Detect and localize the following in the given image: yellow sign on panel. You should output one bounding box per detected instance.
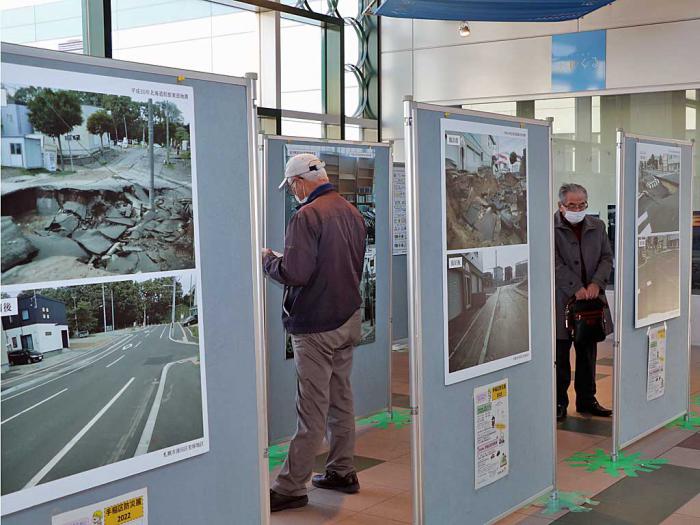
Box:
[104,497,144,525]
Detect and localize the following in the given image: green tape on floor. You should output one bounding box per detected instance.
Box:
[268,443,290,471]
[534,491,598,514]
[565,448,668,477]
[667,411,700,431]
[357,408,412,430]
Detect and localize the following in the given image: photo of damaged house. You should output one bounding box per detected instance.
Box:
[637,143,680,236]
[446,244,530,379]
[444,131,527,250]
[1,83,195,286]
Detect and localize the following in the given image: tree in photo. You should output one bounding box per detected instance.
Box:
[26,88,83,170]
[86,109,112,153]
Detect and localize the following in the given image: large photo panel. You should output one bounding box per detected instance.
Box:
[441,118,531,385]
[1,62,208,515]
[634,141,681,328]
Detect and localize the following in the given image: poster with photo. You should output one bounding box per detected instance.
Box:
[1,63,208,515]
[635,141,681,328]
[52,488,148,525]
[442,119,528,251]
[444,245,531,384]
[474,379,509,490]
[283,144,377,349]
[392,165,407,255]
[646,324,667,401]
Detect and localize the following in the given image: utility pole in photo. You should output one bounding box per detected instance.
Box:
[171,276,177,326]
[148,98,155,211]
[165,105,170,165]
[101,283,107,333]
[72,294,79,336]
[111,287,116,331]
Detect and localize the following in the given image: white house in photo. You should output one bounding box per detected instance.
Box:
[1,295,70,354]
[445,132,496,172]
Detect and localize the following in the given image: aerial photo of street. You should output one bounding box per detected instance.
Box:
[1,272,204,496]
[444,130,527,250]
[637,143,681,236]
[637,233,681,325]
[1,81,196,285]
[447,245,530,376]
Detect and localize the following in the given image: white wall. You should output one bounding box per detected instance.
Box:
[4,323,68,353]
[381,0,700,160]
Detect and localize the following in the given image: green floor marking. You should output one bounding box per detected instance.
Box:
[667,411,700,431]
[534,491,599,514]
[565,448,668,477]
[357,408,412,430]
[268,443,290,471]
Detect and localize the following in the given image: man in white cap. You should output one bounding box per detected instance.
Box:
[263,153,367,512]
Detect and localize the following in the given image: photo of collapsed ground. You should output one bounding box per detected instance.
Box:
[637,233,681,326]
[1,272,204,496]
[447,245,529,376]
[444,131,527,250]
[637,144,681,236]
[1,83,195,285]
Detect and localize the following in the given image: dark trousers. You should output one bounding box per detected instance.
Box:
[556,337,597,410]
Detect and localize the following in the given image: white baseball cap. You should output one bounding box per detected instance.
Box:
[278,153,326,189]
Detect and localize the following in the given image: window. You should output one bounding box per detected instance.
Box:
[12,337,18,348]
[1,0,84,53]
[21,309,29,320]
[10,143,23,155]
[111,0,259,78]
[45,331,52,336]
[280,16,323,113]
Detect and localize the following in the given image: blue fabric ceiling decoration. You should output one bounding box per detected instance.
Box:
[374,0,616,22]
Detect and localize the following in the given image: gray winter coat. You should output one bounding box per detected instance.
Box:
[554,212,614,340]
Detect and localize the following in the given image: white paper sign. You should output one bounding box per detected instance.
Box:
[52,488,147,525]
[392,165,407,255]
[474,379,509,489]
[1,297,18,316]
[646,324,667,401]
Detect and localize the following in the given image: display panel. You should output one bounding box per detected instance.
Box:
[441,118,531,385]
[635,141,681,327]
[283,143,376,350]
[1,63,208,514]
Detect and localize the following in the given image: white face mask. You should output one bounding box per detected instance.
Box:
[564,210,586,224]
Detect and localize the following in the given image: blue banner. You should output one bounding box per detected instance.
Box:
[551,30,606,93]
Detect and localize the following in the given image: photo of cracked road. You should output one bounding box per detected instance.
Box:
[636,233,681,327]
[1,71,196,286]
[445,245,530,383]
[636,142,681,237]
[444,127,527,251]
[1,271,206,503]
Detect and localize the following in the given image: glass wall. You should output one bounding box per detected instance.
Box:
[463,90,700,293]
[111,0,259,77]
[280,16,322,113]
[1,0,84,53]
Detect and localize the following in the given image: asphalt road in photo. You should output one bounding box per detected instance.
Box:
[449,282,529,373]
[637,171,680,235]
[1,323,203,496]
[638,248,680,321]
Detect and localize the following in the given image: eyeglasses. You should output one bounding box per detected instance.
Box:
[562,202,588,211]
[284,177,300,197]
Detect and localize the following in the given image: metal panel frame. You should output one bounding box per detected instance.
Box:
[403,98,557,524]
[612,129,694,457]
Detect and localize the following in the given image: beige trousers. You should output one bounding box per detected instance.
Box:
[272,309,361,497]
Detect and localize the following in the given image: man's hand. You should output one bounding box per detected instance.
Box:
[261,248,273,261]
[575,287,588,301]
[586,282,600,300]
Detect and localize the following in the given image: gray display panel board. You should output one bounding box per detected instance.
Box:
[264,137,392,443]
[615,133,693,449]
[1,44,266,524]
[405,102,555,524]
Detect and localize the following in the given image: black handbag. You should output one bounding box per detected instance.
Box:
[565,297,607,345]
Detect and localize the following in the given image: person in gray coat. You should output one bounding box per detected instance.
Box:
[555,183,613,421]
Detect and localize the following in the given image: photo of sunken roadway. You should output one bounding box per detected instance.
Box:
[637,149,680,236]
[1,322,202,496]
[637,233,680,324]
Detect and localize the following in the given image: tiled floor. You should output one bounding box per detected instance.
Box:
[271,346,700,524]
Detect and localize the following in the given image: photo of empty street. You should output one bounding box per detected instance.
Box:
[636,233,681,327]
[636,142,681,236]
[1,271,206,499]
[444,123,528,251]
[446,244,530,382]
[1,64,196,286]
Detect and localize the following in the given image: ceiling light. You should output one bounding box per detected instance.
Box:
[459,21,471,37]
